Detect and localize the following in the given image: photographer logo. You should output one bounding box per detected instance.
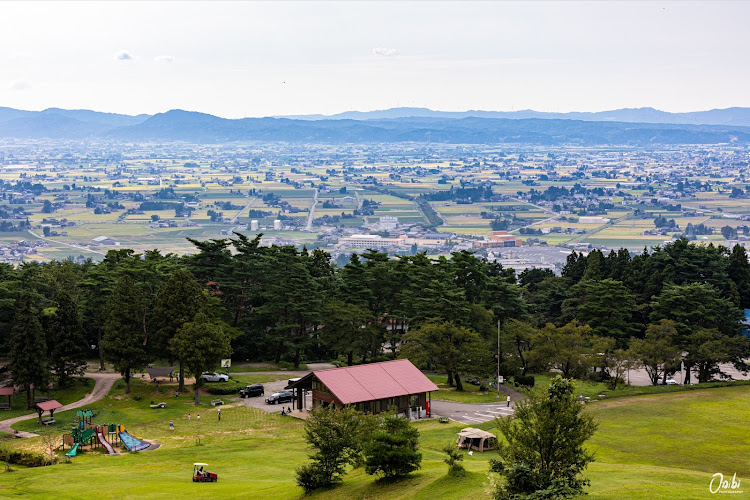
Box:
[710,473,742,494]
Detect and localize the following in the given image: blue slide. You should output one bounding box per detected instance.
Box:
[119,429,150,451]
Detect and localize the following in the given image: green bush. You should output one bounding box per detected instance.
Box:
[4,450,54,467]
[364,416,421,479]
[295,462,331,493]
[442,444,465,477]
[205,381,244,395]
[514,375,535,388]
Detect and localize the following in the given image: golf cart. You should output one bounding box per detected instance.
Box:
[193,463,218,482]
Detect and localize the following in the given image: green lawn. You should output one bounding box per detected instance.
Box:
[1,382,748,499]
[427,374,507,403]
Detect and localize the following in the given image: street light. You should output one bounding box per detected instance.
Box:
[497,319,501,400]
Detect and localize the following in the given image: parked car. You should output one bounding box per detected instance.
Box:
[201,372,229,383]
[658,377,678,385]
[240,384,264,398]
[265,392,294,405]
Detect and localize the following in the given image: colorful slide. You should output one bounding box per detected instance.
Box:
[65,443,79,457]
[118,429,150,452]
[96,429,116,455]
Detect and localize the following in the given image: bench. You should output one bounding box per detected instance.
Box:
[0,403,10,411]
[150,402,167,409]
[210,399,224,407]
[42,417,55,425]
[438,417,450,424]
[34,397,49,404]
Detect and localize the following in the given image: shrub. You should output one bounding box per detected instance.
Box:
[132,395,143,401]
[3,450,54,467]
[514,375,535,388]
[205,381,245,395]
[442,444,465,477]
[295,462,330,493]
[364,416,421,479]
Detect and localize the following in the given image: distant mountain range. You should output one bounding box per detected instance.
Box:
[280,106,750,127]
[2,106,750,145]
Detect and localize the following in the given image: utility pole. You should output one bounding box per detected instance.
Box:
[497,319,501,399]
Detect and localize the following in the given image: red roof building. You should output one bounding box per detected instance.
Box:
[288,359,438,418]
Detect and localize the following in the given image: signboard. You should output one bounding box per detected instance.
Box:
[498,375,504,384]
[221,359,231,368]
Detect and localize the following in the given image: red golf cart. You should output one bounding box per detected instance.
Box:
[193,462,218,482]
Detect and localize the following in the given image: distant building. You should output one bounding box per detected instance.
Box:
[273,220,282,230]
[379,216,399,230]
[91,236,118,246]
[338,234,402,248]
[578,216,610,224]
[250,220,259,231]
[474,231,522,248]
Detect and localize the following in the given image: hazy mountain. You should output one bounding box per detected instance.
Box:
[3,106,750,145]
[102,110,750,145]
[281,106,750,127]
[0,107,150,135]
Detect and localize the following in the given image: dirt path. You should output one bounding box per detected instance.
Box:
[0,372,121,438]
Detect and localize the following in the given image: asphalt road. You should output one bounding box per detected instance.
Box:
[431,399,515,425]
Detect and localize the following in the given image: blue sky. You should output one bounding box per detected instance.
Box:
[1,1,749,118]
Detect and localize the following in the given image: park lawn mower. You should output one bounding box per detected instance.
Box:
[193,463,218,482]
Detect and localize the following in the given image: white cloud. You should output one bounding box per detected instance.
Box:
[9,80,31,91]
[154,55,175,63]
[372,47,399,57]
[114,50,134,61]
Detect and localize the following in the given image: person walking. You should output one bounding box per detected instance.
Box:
[217,408,221,422]
[506,395,511,407]
[169,420,174,431]
[197,414,200,422]
[188,413,191,421]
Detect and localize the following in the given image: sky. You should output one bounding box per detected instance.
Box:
[1,1,749,119]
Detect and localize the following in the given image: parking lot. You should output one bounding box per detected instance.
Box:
[430,400,515,425]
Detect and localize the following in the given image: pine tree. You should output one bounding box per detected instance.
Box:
[101,275,151,394]
[151,269,207,391]
[47,290,88,387]
[9,294,49,408]
[170,312,232,405]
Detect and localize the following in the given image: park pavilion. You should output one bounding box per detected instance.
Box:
[287,359,438,418]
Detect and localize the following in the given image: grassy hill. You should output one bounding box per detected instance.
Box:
[0,381,747,499]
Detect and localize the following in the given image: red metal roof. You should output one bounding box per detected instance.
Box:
[0,387,13,396]
[313,359,439,404]
[35,400,63,411]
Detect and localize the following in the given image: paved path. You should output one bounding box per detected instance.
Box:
[305,188,319,230]
[0,372,121,438]
[431,399,515,425]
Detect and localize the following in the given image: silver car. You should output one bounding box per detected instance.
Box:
[201,372,229,383]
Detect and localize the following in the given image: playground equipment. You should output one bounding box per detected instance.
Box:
[61,412,151,457]
[95,426,116,454]
[117,424,151,451]
[192,463,218,483]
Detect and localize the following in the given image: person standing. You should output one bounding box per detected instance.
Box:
[197,414,200,422]
[506,395,511,407]
[169,420,174,431]
[188,413,191,421]
[217,408,221,422]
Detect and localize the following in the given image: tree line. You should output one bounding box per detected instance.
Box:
[2,236,749,407]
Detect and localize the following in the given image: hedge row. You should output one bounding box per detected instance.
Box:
[2,450,54,467]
